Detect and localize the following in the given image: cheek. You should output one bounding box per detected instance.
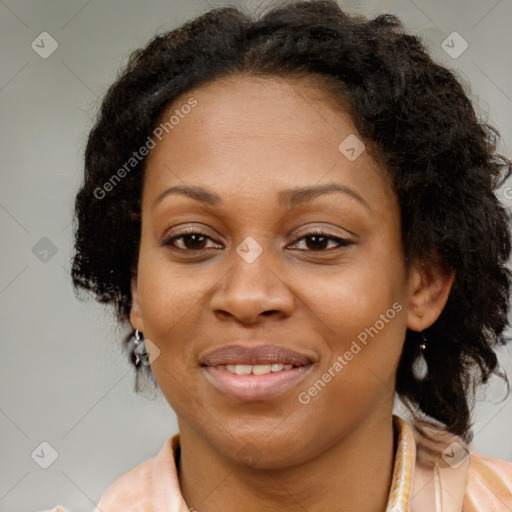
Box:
[297,249,407,402]
[137,260,206,414]
[138,270,205,359]
[137,235,209,326]
[308,285,405,382]
[302,250,405,343]
[293,287,405,449]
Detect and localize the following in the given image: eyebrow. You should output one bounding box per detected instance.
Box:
[152,183,371,211]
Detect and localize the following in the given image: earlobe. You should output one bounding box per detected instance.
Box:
[406,263,455,332]
[129,275,144,331]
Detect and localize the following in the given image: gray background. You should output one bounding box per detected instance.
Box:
[1,0,511,511]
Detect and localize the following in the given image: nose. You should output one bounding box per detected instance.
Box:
[209,241,295,325]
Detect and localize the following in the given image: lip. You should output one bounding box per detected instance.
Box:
[202,365,314,401]
[199,343,318,401]
[199,343,317,367]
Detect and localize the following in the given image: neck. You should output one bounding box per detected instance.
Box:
[177,411,397,512]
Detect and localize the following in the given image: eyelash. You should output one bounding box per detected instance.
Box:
[161,228,353,253]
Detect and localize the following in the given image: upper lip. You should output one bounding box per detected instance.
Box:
[199,343,317,367]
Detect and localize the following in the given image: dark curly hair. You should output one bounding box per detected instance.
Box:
[71,0,512,441]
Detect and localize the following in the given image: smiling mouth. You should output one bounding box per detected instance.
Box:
[199,343,317,400]
[201,363,314,401]
[213,363,299,375]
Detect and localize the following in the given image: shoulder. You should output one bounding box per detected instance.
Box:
[463,452,512,511]
[93,455,155,511]
[404,415,512,511]
[37,435,178,512]
[36,456,154,512]
[464,452,512,510]
[94,434,178,512]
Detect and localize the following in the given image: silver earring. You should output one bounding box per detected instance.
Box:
[412,332,428,381]
[133,329,147,367]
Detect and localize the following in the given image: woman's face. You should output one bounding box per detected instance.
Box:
[130,75,445,467]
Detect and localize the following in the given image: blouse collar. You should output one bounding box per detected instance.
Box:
[386,415,417,511]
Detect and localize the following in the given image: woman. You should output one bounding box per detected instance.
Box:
[54,0,512,510]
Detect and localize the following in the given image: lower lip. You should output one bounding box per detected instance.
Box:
[202,365,313,401]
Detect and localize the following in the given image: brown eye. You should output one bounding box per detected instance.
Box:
[162,231,222,251]
[178,233,208,250]
[161,229,353,254]
[289,231,353,251]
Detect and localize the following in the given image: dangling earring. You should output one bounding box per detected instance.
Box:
[133,329,147,367]
[412,331,428,381]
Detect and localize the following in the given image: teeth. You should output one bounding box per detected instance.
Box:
[252,364,272,375]
[235,364,252,375]
[220,363,296,375]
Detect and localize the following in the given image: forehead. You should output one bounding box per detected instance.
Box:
[158,74,353,151]
[142,74,394,213]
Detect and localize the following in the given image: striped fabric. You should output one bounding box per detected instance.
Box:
[386,416,416,511]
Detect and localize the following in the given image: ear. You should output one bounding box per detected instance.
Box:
[130,274,144,332]
[406,261,455,332]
